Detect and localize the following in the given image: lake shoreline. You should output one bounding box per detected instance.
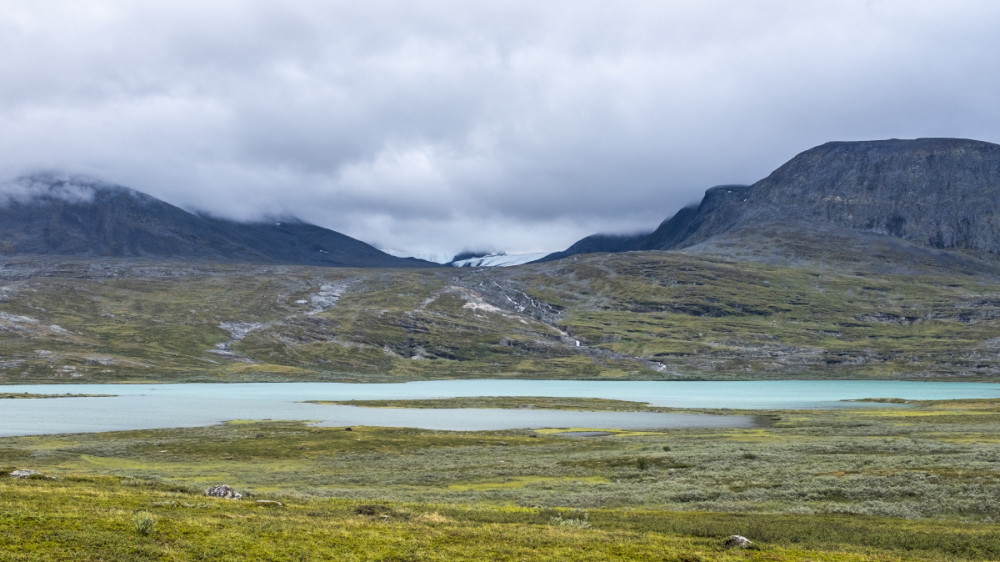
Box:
[1,379,998,437]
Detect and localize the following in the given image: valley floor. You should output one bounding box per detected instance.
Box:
[3,398,1000,560]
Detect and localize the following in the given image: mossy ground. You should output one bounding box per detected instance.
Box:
[3,399,1000,559]
[9,477,975,561]
[4,253,1000,382]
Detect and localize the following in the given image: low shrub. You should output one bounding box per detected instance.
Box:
[133,511,157,536]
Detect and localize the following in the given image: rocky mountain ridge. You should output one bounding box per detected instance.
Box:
[0,175,434,268]
[542,138,1000,263]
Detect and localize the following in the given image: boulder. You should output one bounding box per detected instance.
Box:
[724,535,753,549]
[9,469,41,479]
[205,484,242,500]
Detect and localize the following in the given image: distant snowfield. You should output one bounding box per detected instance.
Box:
[449,252,548,267]
[380,249,548,267]
[380,249,455,264]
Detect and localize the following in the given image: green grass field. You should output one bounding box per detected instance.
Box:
[4,398,1000,560]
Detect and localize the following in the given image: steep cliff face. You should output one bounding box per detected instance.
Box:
[543,138,1000,262]
[638,186,749,251]
[702,138,1000,252]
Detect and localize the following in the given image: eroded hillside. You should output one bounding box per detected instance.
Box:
[3,252,1000,383]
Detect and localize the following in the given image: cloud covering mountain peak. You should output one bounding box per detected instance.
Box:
[0,174,101,206]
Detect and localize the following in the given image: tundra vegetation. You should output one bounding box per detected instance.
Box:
[5,251,1000,558]
[3,251,1000,383]
[3,397,1000,560]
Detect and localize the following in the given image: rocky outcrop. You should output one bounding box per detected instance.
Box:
[542,138,1000,261]
[724,535,753,549]
[205,484,242,499]
[9,469,41,478]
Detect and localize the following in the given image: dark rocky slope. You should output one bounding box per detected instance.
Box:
[541,138,1000,262]
[539,231,649,263]
[0,175,434,268]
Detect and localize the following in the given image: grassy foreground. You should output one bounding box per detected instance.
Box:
[2,477,995,561]
[4,398,1000,559]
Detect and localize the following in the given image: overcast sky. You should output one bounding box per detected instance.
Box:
[3,1,1000,260]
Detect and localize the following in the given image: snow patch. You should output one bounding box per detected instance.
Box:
[380,248,550,267]
[380,248,454,264]
[450,252,549,268]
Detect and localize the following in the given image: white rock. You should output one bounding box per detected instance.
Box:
[205,484,243,500]
[724,535,753,548]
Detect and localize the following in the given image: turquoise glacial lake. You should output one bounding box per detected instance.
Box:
[2,379,999,437]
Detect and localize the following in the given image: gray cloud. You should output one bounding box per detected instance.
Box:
[3,1,1000,258]
[0,175,96,206]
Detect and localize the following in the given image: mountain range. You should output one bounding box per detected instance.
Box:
[4,138,1000,272]
[0,175,433,268]
[542,138,1000,265]
[6,139,1000,383]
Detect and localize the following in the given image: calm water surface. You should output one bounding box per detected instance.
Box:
[2,379,998,437]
